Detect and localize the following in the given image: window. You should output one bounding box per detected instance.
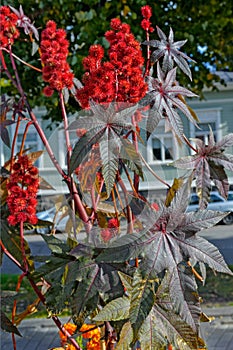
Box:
[151,135,173,162]
[16,132,38,152]
[147,120,178,164]
[58,118,79,169]
[193,121,217,145]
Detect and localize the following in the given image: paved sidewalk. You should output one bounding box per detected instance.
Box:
[1,307,233,350]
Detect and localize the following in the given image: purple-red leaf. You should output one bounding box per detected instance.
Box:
[172,132,233,206]
[143,26,196,79]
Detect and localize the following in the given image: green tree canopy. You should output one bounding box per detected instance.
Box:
[2,0,233,122]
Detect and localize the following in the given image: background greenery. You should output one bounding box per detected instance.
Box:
[2,0,233,122]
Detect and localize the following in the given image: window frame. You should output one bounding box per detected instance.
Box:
[189,108,222,154]
[147,120,178,164]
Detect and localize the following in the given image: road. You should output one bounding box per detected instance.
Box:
[1,224,233,275]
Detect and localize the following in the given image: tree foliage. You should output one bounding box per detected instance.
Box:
[1,0,233,122]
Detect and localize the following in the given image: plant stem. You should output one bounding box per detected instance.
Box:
[19,121,33,156]
[140,154,171,188]
[144,29,151,77]
[0,49,18,89]
[20,221,28,273]
[59,91,72,173]
[0,241,23,271]
[10,115,21,168]
[131,114,140,192]
[2,47,42,72]
[9,47,24,96]
[183,133,198,153]
[116,172,134,234]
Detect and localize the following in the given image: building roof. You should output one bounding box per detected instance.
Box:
[215,71,233,83]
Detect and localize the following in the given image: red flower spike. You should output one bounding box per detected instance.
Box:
[7,155,39,226]
[140,5,154,32]
[141,5,153,19]
[0,6,20,48]
[76,18,147,107]
[40,20,74,95]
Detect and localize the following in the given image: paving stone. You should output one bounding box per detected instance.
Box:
[1,310,233,349]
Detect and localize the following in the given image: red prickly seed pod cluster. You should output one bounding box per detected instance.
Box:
[7,155,39,226]
[0,6,20,48]
[141,5,154,32]
[101,217,119,243]
[40,20,74,97]
[76,18,147,108]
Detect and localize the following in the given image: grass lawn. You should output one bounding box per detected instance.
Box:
[198,265,233,307]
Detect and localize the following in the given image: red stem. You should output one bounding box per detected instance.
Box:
[10,115,21,169]
[116,172,134,234]
[59,92,72,173]
[183,134,198,153]
[2,47,42,72]
[19,221,28,273]
[144,30,151,77]
[0,49,18,89]
[9,47,24,96]
[131,114,140,192]
[0,240,24,271]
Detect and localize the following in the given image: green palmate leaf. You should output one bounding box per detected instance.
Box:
[138,311,167,349]
[71,263,100,315]
[93,296,130,321]
[69,260,129,316]
[120,138,144,179]
[136,273,206,350]
[115,321,133,350]
[153,305,204,350]
[32,254,71,281]
[0,311,22,336]
[41,233,71,254]
[129,269,155,338]
[0,220,34,271]
[99,130,119,196]
[118,271,133,295]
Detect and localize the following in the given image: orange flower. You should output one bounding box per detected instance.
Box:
[80,324,101,350]
[65,345,77,350]
[59,322,77,345]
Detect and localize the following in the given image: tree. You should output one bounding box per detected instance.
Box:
[1,0,233,122]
